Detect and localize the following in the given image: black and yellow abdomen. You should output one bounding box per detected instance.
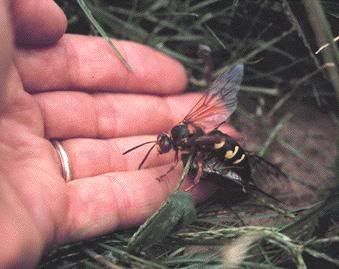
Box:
[208,130,251,179]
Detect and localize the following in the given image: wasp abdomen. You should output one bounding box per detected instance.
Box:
[224,144,246,165]
[208,130,247,166]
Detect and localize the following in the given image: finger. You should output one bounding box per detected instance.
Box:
[15,34,187,94]
[0,2,13,103]
[61,165,217,242]
[11,0,67,46]
[35,92,205,139]
[61,136,175,179]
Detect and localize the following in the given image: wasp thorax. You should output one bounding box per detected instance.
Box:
[157,133,172,154]
[171,124,190,143]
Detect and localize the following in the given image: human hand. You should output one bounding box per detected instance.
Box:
[0,1,239,268]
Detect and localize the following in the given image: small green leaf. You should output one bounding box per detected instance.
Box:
[127,192,196,253]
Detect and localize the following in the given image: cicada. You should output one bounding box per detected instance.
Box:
[124,65,286,202]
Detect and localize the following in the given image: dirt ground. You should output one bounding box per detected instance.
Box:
[234,100,337,208]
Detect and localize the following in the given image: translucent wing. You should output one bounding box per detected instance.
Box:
[183,64,244,131]
[247,153,292,195]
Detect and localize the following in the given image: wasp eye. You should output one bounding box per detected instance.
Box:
[157,134,172,154]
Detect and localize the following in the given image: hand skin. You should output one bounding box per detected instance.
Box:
[0,1,237,268]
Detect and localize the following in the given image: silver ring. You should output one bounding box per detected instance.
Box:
[51,140,72,182]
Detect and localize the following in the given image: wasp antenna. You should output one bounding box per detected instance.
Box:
[138,143,157,170]
[123,141,157,155]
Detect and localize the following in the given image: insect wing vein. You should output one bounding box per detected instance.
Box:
[183,64,244,131]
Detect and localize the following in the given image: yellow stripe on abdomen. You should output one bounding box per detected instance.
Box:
[225,146,239,159]
[233,154,245,164]
[214,140,225,149]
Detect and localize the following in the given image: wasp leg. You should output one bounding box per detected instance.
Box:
[175,150,179,162]
[184,160,203,192]
[156,162,179,182]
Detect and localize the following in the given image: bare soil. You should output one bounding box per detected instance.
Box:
[235,100,337,208]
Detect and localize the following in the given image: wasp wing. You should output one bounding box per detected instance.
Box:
[184,64,244,131]
[247,153,292,195]
[247,153,287,179]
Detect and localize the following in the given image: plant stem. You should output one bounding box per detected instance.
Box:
[302,0,339,103]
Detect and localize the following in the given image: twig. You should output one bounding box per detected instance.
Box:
[258,113,292,157]
[267,63,335,118]
[281,0,322,71]
[175,154,194,191]
[240,85,279,96]
[77,0,133,72]
[305,236,339,246]
[98,243,167,269]
[83,248,123,269]
[216,27,295,75]
[302,0,339,103]
[304,248,339,267]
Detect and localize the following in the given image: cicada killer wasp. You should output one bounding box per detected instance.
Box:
[123,64,286,202]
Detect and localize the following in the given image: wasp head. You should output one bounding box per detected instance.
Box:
[123,133,173,169]
[157,133,173,154]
